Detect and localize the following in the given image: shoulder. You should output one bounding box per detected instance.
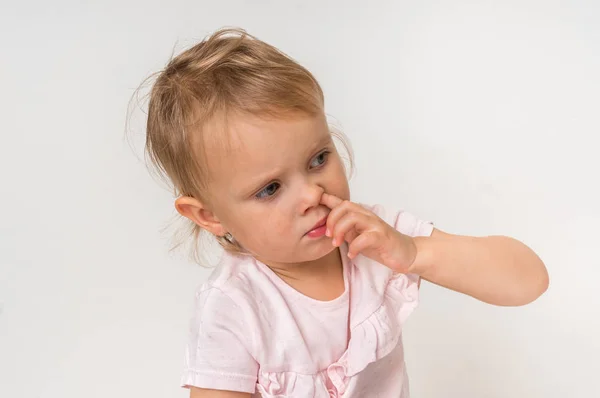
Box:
[360,203,434,237]
[195,252,269,313]
[192,252,288,332]
[182,256,261,392]
[185,254,265,363]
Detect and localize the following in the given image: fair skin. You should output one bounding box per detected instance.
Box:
[178,111,350,299]
[178,111,549,397]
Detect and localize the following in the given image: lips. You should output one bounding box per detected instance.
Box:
[310,216,328,232]
[306,215,329,238]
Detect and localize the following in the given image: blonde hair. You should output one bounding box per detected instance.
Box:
[134,27,353,262]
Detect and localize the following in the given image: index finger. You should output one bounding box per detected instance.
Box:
[320,192,344,209]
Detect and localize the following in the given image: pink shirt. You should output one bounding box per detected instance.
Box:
[181,204,434,397]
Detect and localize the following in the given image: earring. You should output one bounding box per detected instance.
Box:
[224,232,234,243]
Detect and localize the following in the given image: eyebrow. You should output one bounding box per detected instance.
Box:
[238,134,332,197]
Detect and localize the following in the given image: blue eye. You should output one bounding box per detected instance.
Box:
[256,182,280,199]
[310,151,330,168]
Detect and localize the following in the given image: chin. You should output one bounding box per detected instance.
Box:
[258,237,337,264]
[305,240,337,261]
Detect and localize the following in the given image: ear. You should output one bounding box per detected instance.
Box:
[174,196,226,237]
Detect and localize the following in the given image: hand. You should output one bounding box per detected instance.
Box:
[320,193,418,273]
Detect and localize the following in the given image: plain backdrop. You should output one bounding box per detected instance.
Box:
[1,1,599,397]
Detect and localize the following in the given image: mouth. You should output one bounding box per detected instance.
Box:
[306,216,329,238]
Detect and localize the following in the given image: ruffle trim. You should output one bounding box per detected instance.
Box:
[255,273,419,397]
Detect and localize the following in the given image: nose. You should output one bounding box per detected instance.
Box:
[297,179,325,215]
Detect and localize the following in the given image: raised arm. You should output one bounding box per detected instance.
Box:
[412,228,549,306]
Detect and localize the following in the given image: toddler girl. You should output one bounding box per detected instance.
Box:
[141,28,548,398]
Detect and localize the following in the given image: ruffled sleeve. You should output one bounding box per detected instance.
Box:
[181,287,258,394]
[326,204,433,389]
[366,203,434,238]
[335,269,420,379]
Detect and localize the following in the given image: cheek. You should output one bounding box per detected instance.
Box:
[265,212,291,236]
[328,159,351,200]
[237,209,291,245]
[241,218,296,259]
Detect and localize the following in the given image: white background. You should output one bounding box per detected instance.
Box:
[1,1,599,397]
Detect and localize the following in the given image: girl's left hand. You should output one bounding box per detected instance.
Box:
[321,193,418,273]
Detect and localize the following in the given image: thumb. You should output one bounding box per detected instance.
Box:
[320,192,344,209]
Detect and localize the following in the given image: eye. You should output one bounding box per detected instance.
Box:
[256,182,280,199]
[310,151,330,168]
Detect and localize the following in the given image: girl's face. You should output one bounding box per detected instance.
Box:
[204,112,350,266]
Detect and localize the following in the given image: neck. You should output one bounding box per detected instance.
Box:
[262,247,343,282]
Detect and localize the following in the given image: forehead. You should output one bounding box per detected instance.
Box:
[203,112,330,184]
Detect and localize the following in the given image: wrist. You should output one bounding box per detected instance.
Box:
[407,236,435,276]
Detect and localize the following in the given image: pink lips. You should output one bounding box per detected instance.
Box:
[306,216,328,238]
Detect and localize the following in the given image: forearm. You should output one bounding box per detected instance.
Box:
[410,231,549,306]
